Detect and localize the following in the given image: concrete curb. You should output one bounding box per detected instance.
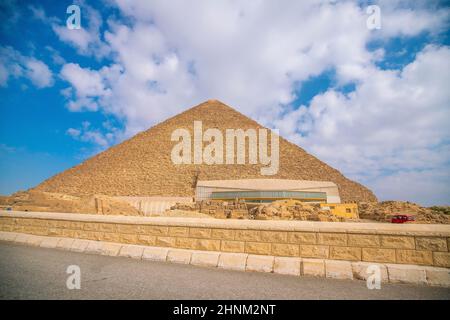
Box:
[1,231,449,287]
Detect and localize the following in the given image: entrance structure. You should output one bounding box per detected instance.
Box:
[196,179,340,203]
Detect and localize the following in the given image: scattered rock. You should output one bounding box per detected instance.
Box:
[358,201,450,224]
[0,190,144,216]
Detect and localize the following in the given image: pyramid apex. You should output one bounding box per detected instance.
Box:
[192,99,234,111]
[203,99,226,105]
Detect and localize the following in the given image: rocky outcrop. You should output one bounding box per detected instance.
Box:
[358,201,450,224]
[248,200,344,222]
[171,200,249,219]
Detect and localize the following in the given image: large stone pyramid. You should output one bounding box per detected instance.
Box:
[33,100,377,202]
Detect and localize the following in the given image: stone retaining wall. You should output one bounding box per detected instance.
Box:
[1,211,449,268]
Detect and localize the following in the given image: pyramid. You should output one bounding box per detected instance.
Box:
[32,100,377,203]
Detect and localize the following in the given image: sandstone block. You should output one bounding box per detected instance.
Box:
[168,227,189,237]
[189,228,212,238]
[176,237,196,250]
[362,248,396,263]
[142,247,169,262]
[0,232,19,242]
[300,245,329,259]
[32,219,47,227]
[218,253,248,271]
[98,223,116,233]
[260,231,287,243]
[26,235,45,246]
[84,241,103,254]
[61,229,76,238]
[245,242,271,255]
[70,239,91,252]
[387,264,427,285]
[287,232,316,244]
[117,224,138,234]
[83,223,100,231]
[246,255,274,273]
[142,225,169,236]
[0,224,13,232]
[433,252,450,268]
[40,237,61,249]
[302,258,325,277]
[190,251,220,267]
[351,262,388,282]
[102,232,121,243]
[317,233,347,246]
[325,260,353,280]
[56,220,70,228]
[348,234,380,247]
[156,236,176,247]
[118,245,144,259]
[415,237,447,252]
[330,246,361,261]
[167,249,192,264]
[195,239,221,251]
[271,243,299,257]
[424,267,450,287]
[100,242,122,256]
[119,234,138,244]
[0,218,14,225]
[48,228,61,236]
[273,257,301,276]
[396,250,433,265]
[221,240,245,252]
[235,230,260,241]
[211,228,234,240]
[381,236,415,249]
[14,233,30,244]
[137,235,156,246]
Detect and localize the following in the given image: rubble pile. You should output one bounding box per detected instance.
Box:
[171,199,344,222]
[248,200,344,222]
[171,200,249,219]
[358,201,450,224]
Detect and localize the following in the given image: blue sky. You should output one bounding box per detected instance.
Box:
[0,0,449,206]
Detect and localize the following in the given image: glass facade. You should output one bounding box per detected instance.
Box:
[209,190,327,202]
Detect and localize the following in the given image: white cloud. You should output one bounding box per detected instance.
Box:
[0,46,54,88]
[66,122,116,149]
[66,128,81,138]
[279,45,450,206]
[57,0,450,204]
[24,58,54,88]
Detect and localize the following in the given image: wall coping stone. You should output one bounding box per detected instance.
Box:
[2,211,450,237]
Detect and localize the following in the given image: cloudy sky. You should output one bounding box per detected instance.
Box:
[0,0,449,205]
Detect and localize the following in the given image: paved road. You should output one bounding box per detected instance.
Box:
[0,242,448,300]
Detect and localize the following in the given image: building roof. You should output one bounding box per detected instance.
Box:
[196,179,338,191]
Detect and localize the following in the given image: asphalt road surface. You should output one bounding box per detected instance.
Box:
[0,242,449,300]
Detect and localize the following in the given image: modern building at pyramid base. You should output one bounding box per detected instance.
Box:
[32,100,377,213]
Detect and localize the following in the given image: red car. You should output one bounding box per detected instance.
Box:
[391,214,415,223]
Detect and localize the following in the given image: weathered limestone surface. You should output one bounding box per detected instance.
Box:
[30,100,376,203]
